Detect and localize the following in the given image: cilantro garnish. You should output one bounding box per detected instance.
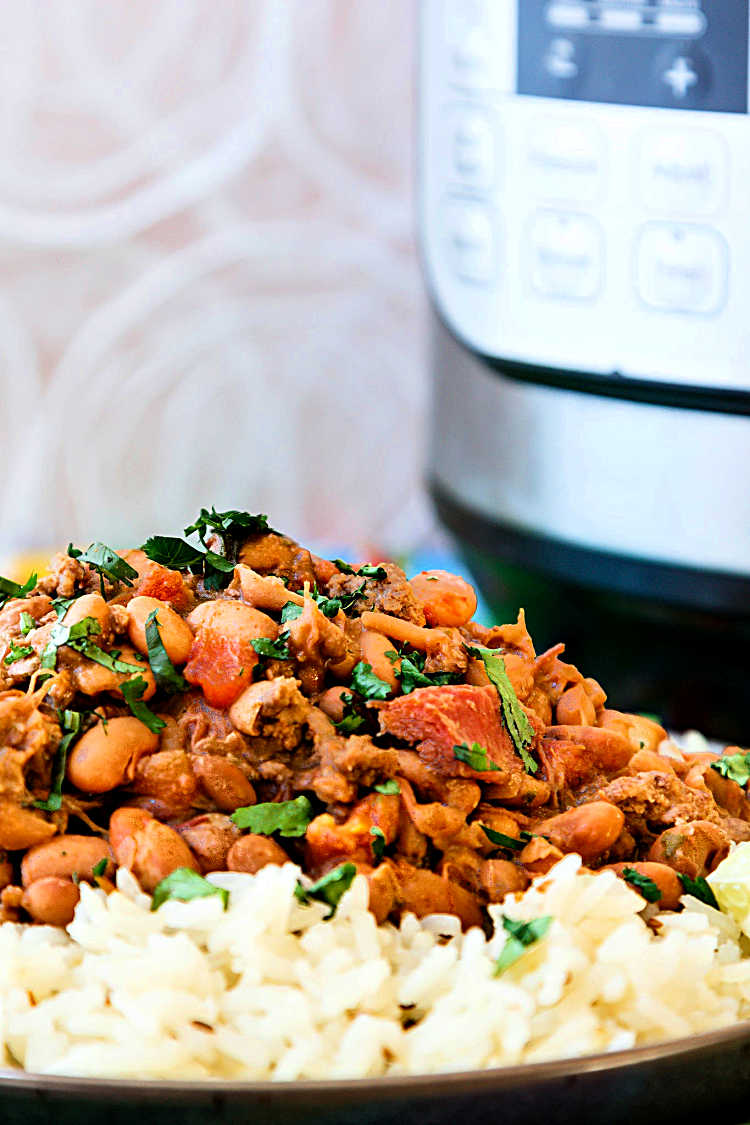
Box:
[4,641,34,666]
[34,709,82,812]
[92,857,108,879]
[251,635,290,662]
[350,661,392,701]
[145,610,188,694]
[294,862,357,918]
[388,648,460,695]
[331,559,387,581]
[281,584,366,623]
[622,867,662,903]
[481,825,532,852]
[334,691,368,735]
[678,872,719,909]
[374,779,401,795]
[52,596,76,620]
[453,741,502,773]
[120,675,165,734]
[0,572,36,610]
[141,535,204,570]
[370,826,386,860]
[19,611,35,635]
[231,795,312,837]
[184,508,269,551]
[151,867,228,912]
[465,645,537,774]
[280,602,303,624]
[711,751,750,789]
[67,542,137,596]
[494,915,552,975]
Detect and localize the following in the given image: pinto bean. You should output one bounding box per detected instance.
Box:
[409,569,477,628]
[22,876,80,926]
[533,802,625,863]
[392,860,483,930]
[21,835,113,887]
[316,685,350,722]
[226,834,289,874]
[0,802,57,850]
[126,596,193,665]
[556,683,596,727]
[68,645,157,700]
[176,814,240,872]
[62,593,113,641]
[479,859,530,902]
[648,820,730,879]
[190,754,256,812]
[131,749,197,818]
[109,807,200,892]
[605,862,683,911]
[599,709,667,753]
[67,716,159,793]
[360,630,399,692]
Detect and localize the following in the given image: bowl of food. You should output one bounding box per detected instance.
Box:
[3,508,750,1123]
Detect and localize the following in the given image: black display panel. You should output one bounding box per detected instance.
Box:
[517,1,749,113]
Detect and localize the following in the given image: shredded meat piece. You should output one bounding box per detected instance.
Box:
[283,599,346,693]
[596,770,719,842]
[176,692,250,760]
[326,562,426,626]
[292,707,399,804]
[228,677,308,760]
[0,689,60,806]
[238,532,316,590]
[37,552,88,598]
[423,628,469,677]
[541,725,634,794]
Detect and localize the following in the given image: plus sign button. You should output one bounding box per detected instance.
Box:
[655,45,712,108]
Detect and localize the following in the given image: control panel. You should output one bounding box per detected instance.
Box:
[420,0,750,395]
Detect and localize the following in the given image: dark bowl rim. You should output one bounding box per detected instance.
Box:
[3,1018,750,1101]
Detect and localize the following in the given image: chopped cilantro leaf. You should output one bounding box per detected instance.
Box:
[334,691,368,734]
[68,542,137,596]
[331,559,386,581]
[280,601,304,624]
[251,635,290,661]
[142,535,205,570]
[370,826,386,860]
[34,710,82,812]
[19,611,35,635]
[331,558,356,574]
[52,596,76,620]
[396,651,460,695]
[678,872,719,909]
[374,779,401,795]
[494,914,552,975]
[622,867,662,903]
[120,675,166,733]
[92,857,108,879]
[231,795,312,837]
[151,868,228,912]
[294,862,357,918]
[184,508,269,549]
[145,610,188,694]
[350,661,391,701]
[481,825,532,852]
[0,572,36,609]
[465,645,537,774]
[453,741,502,773]
[4,641,34,665]
[711,751,750,789]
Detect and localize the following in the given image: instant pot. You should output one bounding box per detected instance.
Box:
[419,0,750,738]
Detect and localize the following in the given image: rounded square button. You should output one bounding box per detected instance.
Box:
[635,223,728,314]
[527,118,605,203]
[637,128,728,216]
[442,197,498,284]
[445,105,498,190]
[527,210,603,301]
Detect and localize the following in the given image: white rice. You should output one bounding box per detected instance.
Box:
[2,853,750,1080]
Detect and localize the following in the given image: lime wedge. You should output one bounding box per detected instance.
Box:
[707,843,750,931]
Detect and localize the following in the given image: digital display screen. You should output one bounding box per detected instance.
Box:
[517,1,749,112]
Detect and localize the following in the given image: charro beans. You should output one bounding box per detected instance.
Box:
[533,802,625,863]
[109,807,200,892]
[21,876,80,926]
[226,834,289,874]
[70,645,157,700]
[21,835,113,886]
[190,754,256,812]
[126,596,193,664]
[176,813,240,872]
[62,593,113,639]
[67,717,159,793]
[316,685,350,722]
[606,861,683,911]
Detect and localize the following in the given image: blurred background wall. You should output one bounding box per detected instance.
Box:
[0,0,430,556]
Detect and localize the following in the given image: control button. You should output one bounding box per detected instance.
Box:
[655,45,712,107]
[444,0,494,89]
[527,118,604,203]
[447,106,497,190]
[442,198,498,284]
[544,37,578,81]
[527,211,603,301]
[638,129,727,216]
[636,224,728,314]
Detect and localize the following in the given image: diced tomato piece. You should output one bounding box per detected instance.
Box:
[183,630,257,709]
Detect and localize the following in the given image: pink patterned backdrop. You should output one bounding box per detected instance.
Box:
[0,1,430,556]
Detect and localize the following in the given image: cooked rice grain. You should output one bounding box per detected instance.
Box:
[1,854,749,1080]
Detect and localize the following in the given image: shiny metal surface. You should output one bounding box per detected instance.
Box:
[3,1020,750,1124]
